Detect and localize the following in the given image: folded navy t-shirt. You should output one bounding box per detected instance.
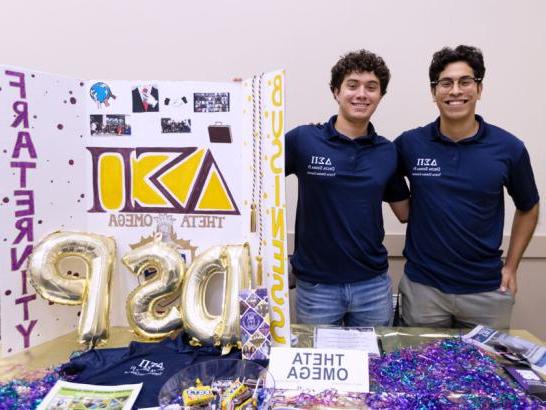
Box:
[61,333,243,409]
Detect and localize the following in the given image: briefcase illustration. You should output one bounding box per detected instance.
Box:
[208,122,232,143]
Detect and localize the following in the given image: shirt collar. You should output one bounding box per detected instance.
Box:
[139,85,153,98]
[326,115,377,144]
[430,115,486,144]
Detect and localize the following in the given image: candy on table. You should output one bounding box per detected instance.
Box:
[182,378,216,407]
[233,396,257,410]
[221,379,251,410]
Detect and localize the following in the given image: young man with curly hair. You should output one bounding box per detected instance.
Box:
[395,45,540,329]
[285,49,410,326]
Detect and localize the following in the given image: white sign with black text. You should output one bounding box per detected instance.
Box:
[269,347,369,392]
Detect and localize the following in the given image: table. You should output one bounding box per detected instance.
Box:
[1,326,543,383]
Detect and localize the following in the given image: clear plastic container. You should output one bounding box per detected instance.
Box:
[158,358,275,409]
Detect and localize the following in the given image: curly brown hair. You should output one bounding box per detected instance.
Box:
[330,49,391,96]
[429,45,485,88]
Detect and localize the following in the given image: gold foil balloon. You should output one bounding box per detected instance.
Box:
[181,244,251,349]
[122,237,185,340]
[27,231,115,348]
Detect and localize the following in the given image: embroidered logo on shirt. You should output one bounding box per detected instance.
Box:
[416,158,437,166]
[124,359,165,377]
[307,155,336,177]
[412,158,441,177]
[310,155,332,165]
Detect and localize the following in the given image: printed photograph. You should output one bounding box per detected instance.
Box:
[194,92,230,112]
[161,117,192,133]
[164,96,188,107]
[90,114,132,136]
[132,84,159,112]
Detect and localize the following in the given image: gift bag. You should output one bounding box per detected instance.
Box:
[208,122,232,143]
[239,257,271,361]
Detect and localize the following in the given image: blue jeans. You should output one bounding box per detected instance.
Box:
[295,274,393,327]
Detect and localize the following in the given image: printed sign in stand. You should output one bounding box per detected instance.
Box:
[269,347,370,393]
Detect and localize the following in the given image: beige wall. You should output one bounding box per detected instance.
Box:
[1,0,545,340]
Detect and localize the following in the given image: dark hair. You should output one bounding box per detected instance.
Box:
[429,45,485,86]
[330,49,390,96]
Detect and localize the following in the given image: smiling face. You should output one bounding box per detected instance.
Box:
[334,71,382,126]
[432,61,482,123]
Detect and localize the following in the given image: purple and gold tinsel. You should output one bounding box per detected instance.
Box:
[2,339,544,409]
[0,366,71,410]
[271,338,545,409]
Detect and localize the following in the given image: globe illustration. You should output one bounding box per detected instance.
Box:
[89,82,112,103]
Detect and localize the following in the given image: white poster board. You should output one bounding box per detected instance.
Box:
[0,66,290,355]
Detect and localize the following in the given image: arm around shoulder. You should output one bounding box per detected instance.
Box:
[384,152,410,223]
[389,199,410,223]
[285,127,299,176]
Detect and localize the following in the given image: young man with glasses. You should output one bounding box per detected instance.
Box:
[285,49,409,327]
[395,45,540,329]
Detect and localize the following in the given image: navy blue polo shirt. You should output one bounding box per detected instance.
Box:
[285,116,409,284]
[61,333,243,409]
[395,115,539,294]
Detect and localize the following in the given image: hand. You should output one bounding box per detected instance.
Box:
[500,265,518,295]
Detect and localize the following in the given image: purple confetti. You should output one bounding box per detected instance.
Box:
[271,339,544,409]
[0,367,74,410]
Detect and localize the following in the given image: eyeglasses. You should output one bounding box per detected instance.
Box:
[431,76,482,91]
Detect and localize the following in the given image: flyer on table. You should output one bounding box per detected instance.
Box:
[36,380,142,410]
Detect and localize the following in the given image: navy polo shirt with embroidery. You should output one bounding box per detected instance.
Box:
[61,333,243,409]
[395,115,539,294]
[285,116,409,284]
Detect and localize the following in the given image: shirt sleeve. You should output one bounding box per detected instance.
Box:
[393,134,409,177]
[285,127,298,176]
[383,169,410,202]
[384,145,410,202]
[507,145,540,211]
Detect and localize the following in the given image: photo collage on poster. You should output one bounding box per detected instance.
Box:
[88,82,232,144]
[84,80,242,327]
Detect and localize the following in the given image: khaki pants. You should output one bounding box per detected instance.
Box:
[399,274,514,330]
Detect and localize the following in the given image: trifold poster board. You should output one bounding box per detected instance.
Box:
[0,67,290,355]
